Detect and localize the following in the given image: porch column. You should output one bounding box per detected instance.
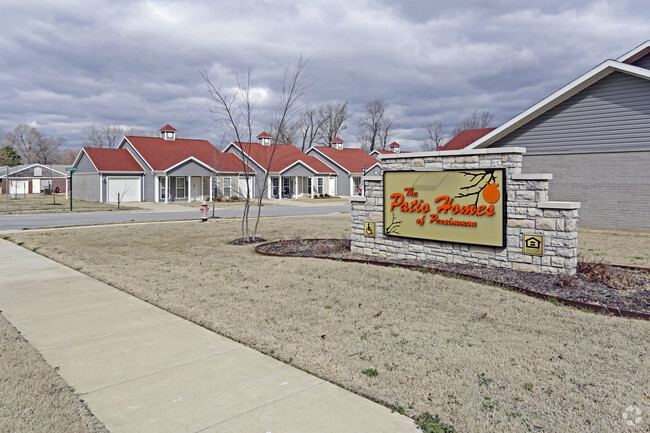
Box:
[295,177,298,198]
[350,176,353,196]
[311,176,315,198]
[267,177,272,199]
[209,176,214,202]
[165,176,169,203]
[279,176,283,199]
[187,176,191,202]
[155,176,159,203]
[65,177,69,200]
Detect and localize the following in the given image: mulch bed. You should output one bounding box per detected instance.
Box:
[256,239,650,320]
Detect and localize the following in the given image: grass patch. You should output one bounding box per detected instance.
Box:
[415,413,457,433]
[362,368,379,377]
[0,314,108,433]
[8,217,650,433]
[0,193,141,214]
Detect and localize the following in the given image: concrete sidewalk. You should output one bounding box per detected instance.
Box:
[0,240,419,433]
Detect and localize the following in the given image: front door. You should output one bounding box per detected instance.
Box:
[272,177,280,199]
[191,177,201,201]
[282,177,291,198]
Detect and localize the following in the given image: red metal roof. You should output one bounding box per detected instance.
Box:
[159,124,177,132]
[438,128,496,151]
[256,131,272,138]
[232,142,336,174]
[126,136,253,173]
[311,147,380,174]
[330,137,344,143]
[389,141,401,147]
[82,147,144,172]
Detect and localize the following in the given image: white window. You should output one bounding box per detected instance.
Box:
[223,177,231,197]
[317,177,323,194]
[34,167,42,177]
[176,177,185,198]
[353,176,362,195]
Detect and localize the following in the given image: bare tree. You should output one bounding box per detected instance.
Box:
[4,125,41,163]
[421,120,446,151]
[358,99,396,152]
[111,184,131,210]
[35,136,64,165]
[202,56,310,242]
[83,125,143,148]
[270,115,301,146]
[318,101,351,145]
[3,125,64,164]
[451,110,494,137]
[59,147,79,165]
[297,106,325,150]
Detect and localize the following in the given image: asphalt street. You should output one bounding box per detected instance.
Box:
[0,204,350,231]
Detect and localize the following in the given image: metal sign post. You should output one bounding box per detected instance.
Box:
[65,167,77,211]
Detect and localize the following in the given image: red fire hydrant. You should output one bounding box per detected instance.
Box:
[200,201,209,222]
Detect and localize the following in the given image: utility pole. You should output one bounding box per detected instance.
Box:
[5,166,8,212]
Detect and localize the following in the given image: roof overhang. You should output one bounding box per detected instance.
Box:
[118,137,154,171]
[466,60,650,150]
[224,142,268,174]
[73,148,100,172]
[617,40,650,63]
[360,162,381,175]
[99,171,146,175]
[164,156,216,173]
[306,147,351,175]
[279,160,321,175]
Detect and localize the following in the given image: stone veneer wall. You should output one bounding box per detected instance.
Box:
[350,148,581,275]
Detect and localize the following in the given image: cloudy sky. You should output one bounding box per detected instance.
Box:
[0,0,648,151]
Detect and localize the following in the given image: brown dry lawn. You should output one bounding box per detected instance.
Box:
[0,314,108,433]
[6,216,650,433]
[0,194,141,214]
[579,228,650,268]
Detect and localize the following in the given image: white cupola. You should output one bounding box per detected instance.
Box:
[160,124,177,141]
[331,137,344,150]
[257,131,272,146]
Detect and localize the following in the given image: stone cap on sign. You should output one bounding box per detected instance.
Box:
[363,176,382,182]
[350,196,367,203]
[377,146,527,160]
[512,173,553,181]
[538,201,581,209]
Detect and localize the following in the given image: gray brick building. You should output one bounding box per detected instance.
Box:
[460,41,650,231]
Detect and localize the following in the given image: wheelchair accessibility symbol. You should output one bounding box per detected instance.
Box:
[364,222,375,238]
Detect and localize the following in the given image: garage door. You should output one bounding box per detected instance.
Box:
[107,178,140,203]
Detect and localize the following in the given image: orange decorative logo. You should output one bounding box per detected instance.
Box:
[482,182,500,204]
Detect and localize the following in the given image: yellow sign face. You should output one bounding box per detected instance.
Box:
[364,222,376,238]
[522,234,544,256]
[383,169,505,247]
